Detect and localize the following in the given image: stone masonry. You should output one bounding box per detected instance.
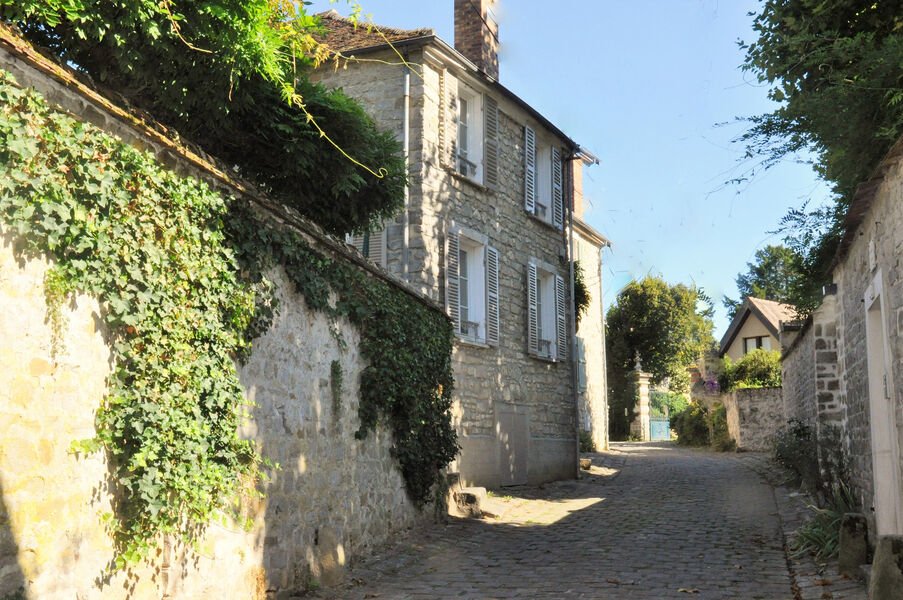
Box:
[0,36,437,599]
[312,22,597,487]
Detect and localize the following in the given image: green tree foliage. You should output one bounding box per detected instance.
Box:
[0,0,406,235]
[649,391,689,419]
[740,1,903,311]
[723,244,801,318]
[606,277,714,439]
[719,348,783,391]
[573,260,590,331]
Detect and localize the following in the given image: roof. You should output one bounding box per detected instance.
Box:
[313,10,582,152]
[719,297,797,357]
[316,10,433,52]
[574,216,611,249]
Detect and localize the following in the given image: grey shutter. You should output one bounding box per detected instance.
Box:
[527,262,539,355]
[524,125,536,213]
[369,228,386,267]
[577,338,587,391]
[555,274,567,361]
[484,96,500,188]
[486,245,500,346]
[552,146,564,229]
[446,229,461,333]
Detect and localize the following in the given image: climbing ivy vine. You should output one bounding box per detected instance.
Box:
[0,70,456,567]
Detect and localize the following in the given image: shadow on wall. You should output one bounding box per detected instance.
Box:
[0,474,27,598]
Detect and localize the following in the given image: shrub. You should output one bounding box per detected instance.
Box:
[710,404,736,452]
[720,348,782,391]
[673,403,710,446]
[774,419,820,491]
[579,430,595,453]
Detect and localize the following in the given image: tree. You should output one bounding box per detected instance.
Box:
[606,277,715,439]
[723,244,801,319]
[739,1,903,312]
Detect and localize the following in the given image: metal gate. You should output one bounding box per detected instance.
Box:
[650,417,671,441]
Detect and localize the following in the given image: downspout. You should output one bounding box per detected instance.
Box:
[566,151,580,473]
[402,61,411,282]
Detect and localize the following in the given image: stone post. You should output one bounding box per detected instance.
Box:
[636,371,652,441]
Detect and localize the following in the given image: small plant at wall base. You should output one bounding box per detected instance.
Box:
[579,430,595,453]
[0,71,457,567]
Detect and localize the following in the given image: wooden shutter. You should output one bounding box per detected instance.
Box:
[524,125,536,213]
[577,338,587,391]
[486,245,500,346]
[527,262,539,355]
[555,274,567,361]
[445,229,461,333]
[552,146,564,229]
[348,228,385,267]
[484,96,500,188]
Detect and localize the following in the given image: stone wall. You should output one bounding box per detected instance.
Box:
[723,387,784,452]
[315,44,580,487]
[781,320,817,425]
[0,40,435,599]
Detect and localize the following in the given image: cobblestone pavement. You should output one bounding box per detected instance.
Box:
[310,442,867,600]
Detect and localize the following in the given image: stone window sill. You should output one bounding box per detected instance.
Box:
[446,166,492,193]
[456,336,491,349]
[526,211,564,233]
[528,352,560,364]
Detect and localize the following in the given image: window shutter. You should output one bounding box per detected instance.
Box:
[446,229,461,333]
[555,274,567,361]
[486,245,500,346]
[577,338,587,391]
[527,262,539,355]
[524,125,536,213]
[484,96,500,188]
[368,228,386,267]
[552,146,564,229]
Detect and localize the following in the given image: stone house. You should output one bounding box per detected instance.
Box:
[311,0,609,486]
[719,296,795,361]
[781,135,903,561]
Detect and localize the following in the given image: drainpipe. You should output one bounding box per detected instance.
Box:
[598,245,610,450]
[401,62,411,282]
[566,151,580,474]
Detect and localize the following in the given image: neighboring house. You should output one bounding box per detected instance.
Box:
[782,135,903,552]
[313,0,609,486]
[719,296,796,361]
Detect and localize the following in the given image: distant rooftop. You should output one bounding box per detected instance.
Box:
[719,297,797,356]
[316,10,434,52]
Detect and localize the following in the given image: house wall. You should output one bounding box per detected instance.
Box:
[314,48,579,487]
[575,232,608,451]
[724,316,778,362]
[781,322,817,425]
[0,47,432,599]
[832,155,903,529]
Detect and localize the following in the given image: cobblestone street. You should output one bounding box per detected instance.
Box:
[312,443,867,600]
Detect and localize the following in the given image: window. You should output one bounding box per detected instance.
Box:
[453,85,499,187]
[455,86,482,181]
[524,125,564,229]
[346,226,386,267]
[743,336,771,354]
[527,261,566,360]
[446,229,500,345]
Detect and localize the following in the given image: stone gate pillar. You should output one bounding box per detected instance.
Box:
[631,371,652,441]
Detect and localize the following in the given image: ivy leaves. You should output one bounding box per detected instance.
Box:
[0,71,262,567]
[1,69,457,567]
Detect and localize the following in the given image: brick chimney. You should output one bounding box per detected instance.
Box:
[454,0,499,80]
[572,160,585,219]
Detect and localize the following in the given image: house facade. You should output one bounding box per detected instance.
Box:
[781,136,903,573]
[312,0,608,486]
[719,296,795,361]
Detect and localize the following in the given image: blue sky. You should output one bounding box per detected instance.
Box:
[307,0,832,335]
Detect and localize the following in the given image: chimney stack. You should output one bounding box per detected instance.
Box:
[454,0,499,80]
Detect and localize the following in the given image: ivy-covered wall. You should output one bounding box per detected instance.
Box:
[0,29,454,599]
